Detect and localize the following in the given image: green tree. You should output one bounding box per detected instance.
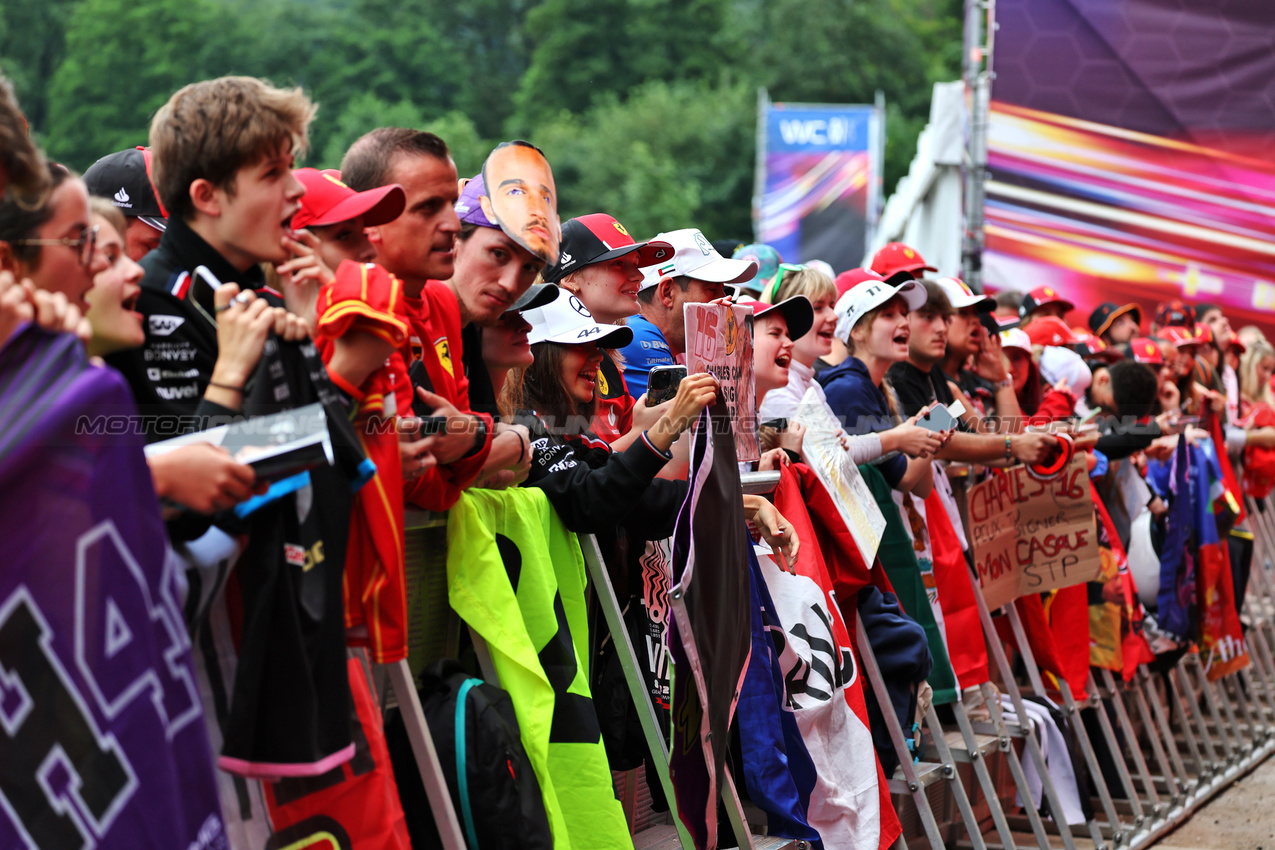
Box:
[317,99,491,176]
[532,80,753,241]
[422,111,491,179]
[726,0,962,192]
[0,0,79,135]
[318,94,430,168]
[44,0,238,169]
[422,0,535,138]
[511,0,740,133]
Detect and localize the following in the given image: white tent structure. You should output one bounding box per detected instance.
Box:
[870,81,967,280]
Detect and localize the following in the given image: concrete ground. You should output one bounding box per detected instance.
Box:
[1150,754,1275,850]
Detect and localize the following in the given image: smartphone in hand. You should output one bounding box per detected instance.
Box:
[919,400,965,433]
[646,365,688,406]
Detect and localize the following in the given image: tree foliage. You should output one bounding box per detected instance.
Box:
[10,0,962,241]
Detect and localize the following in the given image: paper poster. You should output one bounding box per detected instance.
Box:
[967,456,1102,611]
[790,387,885,562]
[684,303,759,463]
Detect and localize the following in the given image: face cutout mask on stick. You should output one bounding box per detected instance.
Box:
[478,140,561,266]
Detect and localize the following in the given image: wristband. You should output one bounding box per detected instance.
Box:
[515,430,527,466]
[997,377,1013,390]
[461,416,488,459]
[641,431,674,460]
[207,380,244,393]
[1004,434,1013,461]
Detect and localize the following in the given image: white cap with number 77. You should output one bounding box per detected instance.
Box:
[833,278,927,342]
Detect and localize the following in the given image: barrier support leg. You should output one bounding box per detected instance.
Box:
[924,702,989,850]
[579,534,695,850]
[385,659,467,850]
[1098,669,1163,818]
[978,598,1078,849]
[1137,668,1190,798]
[953,695,1019,850]
[855,617,949,850]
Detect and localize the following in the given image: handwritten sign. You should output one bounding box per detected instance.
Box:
[684,303,759,462]
[967,456,1102,611]
[790,387,886,562]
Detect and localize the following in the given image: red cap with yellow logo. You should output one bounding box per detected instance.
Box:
[543,213,673,283]
[869,242,937,278]
[292,168,406,230]
[1125,337,1165,366]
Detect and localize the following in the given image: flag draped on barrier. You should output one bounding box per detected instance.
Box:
[860,463,959,704]
[1191,443,1249,681]
[924,489,990,691]
[1087,484,1153,683]
[446,487,630,849]
[1157,439,1197,642]
[772,465,902,850]
[0,327,226,849]
[668,403,753,850]
[736,545,821,843]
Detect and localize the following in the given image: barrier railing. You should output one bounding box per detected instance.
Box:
[392,479,1275,850]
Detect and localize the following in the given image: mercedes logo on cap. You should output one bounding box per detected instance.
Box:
[569,295,591,317]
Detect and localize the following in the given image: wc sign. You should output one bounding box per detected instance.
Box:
[756,100,881,273]
[776,115,854,148]
[765,104,873,153]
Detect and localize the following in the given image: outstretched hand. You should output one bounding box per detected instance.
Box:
[743,494,800,568]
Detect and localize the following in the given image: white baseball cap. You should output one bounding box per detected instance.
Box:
[1040,345,1092,396]
[999,327,1032,353]
[936,277,996,311]
[834,278,926,342]
[525,290,635,347]
[638,228,759,290]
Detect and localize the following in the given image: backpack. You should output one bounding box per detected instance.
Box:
[385,659,553,850]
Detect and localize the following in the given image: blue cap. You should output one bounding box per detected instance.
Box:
[732,243,782,292]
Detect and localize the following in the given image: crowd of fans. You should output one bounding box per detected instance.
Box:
[4,70,1274,845]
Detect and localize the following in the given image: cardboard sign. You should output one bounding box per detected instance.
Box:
[790,387,885,562]
[684,303,759,462]
[967,456,1102,611]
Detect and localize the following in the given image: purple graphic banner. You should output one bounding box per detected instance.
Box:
[0,327,226,850]
[985,0,1275,338]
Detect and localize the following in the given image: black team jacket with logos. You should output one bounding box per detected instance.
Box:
[106,216,279,441]
[105,215,366,781]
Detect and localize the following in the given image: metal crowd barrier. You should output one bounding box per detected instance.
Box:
[390,479,1275,850]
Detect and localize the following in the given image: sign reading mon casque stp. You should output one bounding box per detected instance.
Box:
[968,457,1102,612]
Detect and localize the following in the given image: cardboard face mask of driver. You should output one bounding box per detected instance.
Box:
[478,140,561,266]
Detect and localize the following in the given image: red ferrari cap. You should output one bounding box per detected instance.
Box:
[543,213,673,283]
[1127,338,1164,365]
[1026,315,1081,347]
[1019,285,1075,318]
[293,168,406,230]
[1157,325,1201,349]
[869,242,936,278]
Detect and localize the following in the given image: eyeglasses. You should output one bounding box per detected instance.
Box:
[14,225,99,267]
